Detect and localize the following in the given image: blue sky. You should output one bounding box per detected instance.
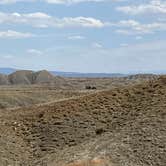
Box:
[0,0,166,73]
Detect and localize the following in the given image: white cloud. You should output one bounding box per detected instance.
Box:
[114,19,166,35]
[0,30,34,39]
[68,35,85,40]
[92,42,103,48]
[0,0,36,4]
[1,40,166,73]
[120,43,128,47]
[27,49,43,55]
[0,0,125,4]
[1,11,166,34]
[0,12,105,28]
[2,54,14,59]
[135,36,143,40]
[117,0,166,15]
[0,12,166,35]
[44,0,105,4]
[31,40,166,73]
[58,17,104,28]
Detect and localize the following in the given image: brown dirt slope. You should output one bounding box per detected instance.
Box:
[0,86,89,109]
[67,74,158,90]
[0,76,166,165]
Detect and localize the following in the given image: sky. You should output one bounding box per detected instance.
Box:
[0,0,166,73]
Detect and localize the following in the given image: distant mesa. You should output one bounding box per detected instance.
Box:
[0,70,65,85]
[128,74,158,80]
[0,74,9,85]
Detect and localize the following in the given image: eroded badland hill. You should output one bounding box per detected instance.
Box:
[0,76,165,166]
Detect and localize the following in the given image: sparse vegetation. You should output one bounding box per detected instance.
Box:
[0,76,165,165]
[0,86,89,109]
[85,85,97,90]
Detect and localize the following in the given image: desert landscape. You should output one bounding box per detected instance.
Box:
[0,0,166,165]
[0,70,165,166]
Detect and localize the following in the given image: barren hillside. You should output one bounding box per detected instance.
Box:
[0,70,67,86]
[0,76,165,165]
[0,70,158,89]
[0,86,89,109]
[0,73,158,109]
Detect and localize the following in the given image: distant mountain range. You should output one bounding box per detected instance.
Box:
[0,68,17,75]
[0,68,126,78]
[0,68,159,86]
[51,71,127,78]
[0,68,164,78]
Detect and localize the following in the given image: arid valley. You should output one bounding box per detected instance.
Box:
[0,70,165,166]
[1,0,166,165]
